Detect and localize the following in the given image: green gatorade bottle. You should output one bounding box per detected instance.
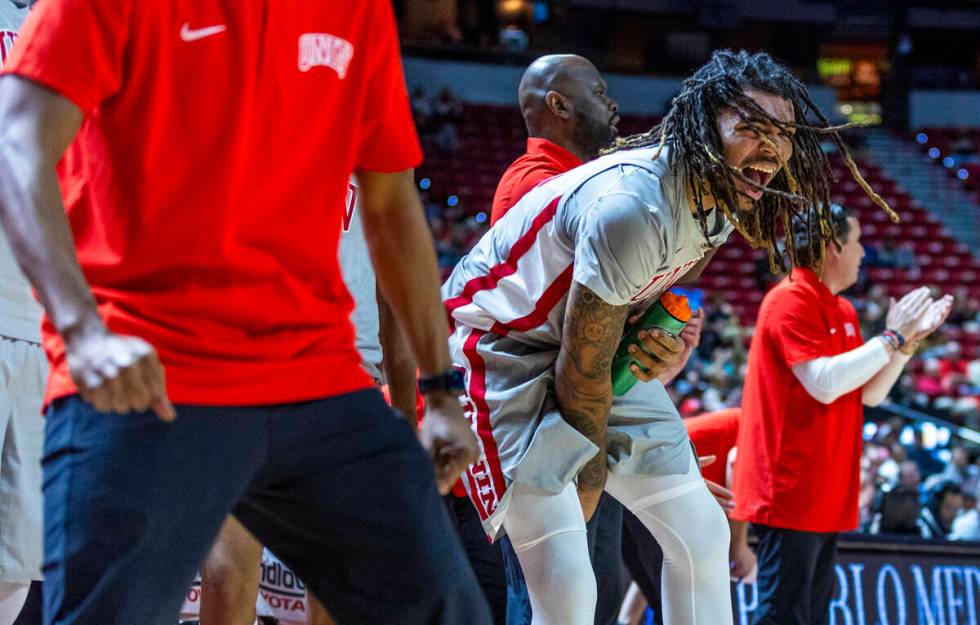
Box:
[611,291,692,396]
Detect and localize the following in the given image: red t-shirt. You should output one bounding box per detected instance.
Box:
[732,268,866,533]
[4,0,422,406]
[489,138,581,225]
[685,408,740,486]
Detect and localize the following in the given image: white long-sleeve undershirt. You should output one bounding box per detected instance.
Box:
[791,337,911,406]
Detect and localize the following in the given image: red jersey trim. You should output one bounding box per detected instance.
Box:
[461,328,507,522]
[490,264,573,335]
[444,195,561,324]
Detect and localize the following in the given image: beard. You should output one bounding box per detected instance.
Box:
[571,108,616,159]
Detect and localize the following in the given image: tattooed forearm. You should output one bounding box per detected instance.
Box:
[555,281,629,492]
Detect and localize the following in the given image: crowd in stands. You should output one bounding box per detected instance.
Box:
[861,436,980,540]
[666,296,747,417]
[412,87,464,155]
[412,90,980,541]
[411,87,489,275]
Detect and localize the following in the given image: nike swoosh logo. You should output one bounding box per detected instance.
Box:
[180,22,226,42]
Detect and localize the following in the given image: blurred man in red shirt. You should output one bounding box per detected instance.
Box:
[0,3,487,625]
[733,204,952,625]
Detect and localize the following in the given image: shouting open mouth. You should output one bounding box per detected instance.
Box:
[737,160,779,201]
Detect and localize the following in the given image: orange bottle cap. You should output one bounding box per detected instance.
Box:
[660,292,692,322]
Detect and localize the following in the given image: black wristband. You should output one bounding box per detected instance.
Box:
[418,368,466,395]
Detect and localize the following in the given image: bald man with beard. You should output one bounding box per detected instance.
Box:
[490,54,620,225]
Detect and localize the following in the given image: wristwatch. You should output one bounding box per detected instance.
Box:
[418,368,466,396]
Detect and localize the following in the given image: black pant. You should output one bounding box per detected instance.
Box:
[43,392,491,625]
[588,494,627,625]
[447,494,508,625]
[621,508,665,625]
[751,525,839,625]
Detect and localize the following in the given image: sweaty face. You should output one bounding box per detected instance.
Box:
[564,63,619,157]
[717,89,796,211]
[827,216,864,290]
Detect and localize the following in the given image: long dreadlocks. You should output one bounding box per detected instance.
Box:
[606,49,896,272]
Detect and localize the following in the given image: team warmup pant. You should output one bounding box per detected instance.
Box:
[41,391,492,625]
[750,525,838,625]
[502,455,732,625]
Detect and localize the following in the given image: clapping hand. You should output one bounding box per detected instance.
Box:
[885,287,933,340]
[911,294,953,341]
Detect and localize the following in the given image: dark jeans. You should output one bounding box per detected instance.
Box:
[43,392,491,625]
[447,494,508,625]
[503,492,626,625]
[751,524,839,625]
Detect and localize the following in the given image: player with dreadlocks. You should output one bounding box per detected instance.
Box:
[443,49,893,625]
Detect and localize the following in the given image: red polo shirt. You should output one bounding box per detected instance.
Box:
[489,138,581,225]
[4,0,422,406]
[685,409,740,487]
[732,268,866,533]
